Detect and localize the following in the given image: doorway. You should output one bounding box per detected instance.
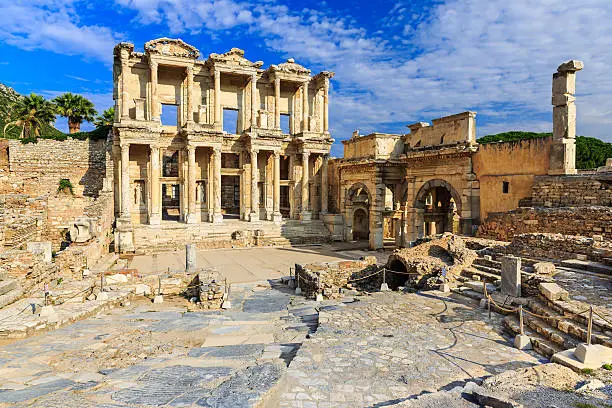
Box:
[162,183,180,221]
[221,175,240,218]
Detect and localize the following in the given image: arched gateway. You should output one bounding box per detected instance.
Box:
[414,179,461,236]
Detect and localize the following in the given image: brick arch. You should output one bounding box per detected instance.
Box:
[413,179,463,214]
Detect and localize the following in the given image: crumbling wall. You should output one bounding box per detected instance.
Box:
[506,233,612,262]
[477,206,612,241]
[529,174,612,207]
[295,257,379,298]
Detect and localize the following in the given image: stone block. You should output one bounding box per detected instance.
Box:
[466,281,496,294]
[514,334,532,350]
[539,282,569,301]
[439,283,450,293]
[133,284,151,296]
[533,262,556,275]
[501,256,521,298]
[105,273,128,284]
[96,292,108,300]
[26,242,52,263]
[574,343,612,366]
[185,244,197,272]
[69,216,96,243]
[153,295,164,304]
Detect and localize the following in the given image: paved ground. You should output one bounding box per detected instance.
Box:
[129,245,391,283]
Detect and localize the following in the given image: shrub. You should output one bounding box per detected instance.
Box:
[57,179,74,195]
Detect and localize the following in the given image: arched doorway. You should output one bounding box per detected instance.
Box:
[345,183,371,242]
[353,208,369,240]
[414,179,462,236]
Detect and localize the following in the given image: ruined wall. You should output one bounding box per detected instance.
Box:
[405,112,475,149]
[343,134,403,160]
[477,206,612,241]
[474,137,552,220]
[506,233,612,263]
[529,174,612,207]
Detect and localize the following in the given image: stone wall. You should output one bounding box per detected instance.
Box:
[506,233,612,263]
[477,206,612,241]
[295,256,378,298]
[529,174,612,207]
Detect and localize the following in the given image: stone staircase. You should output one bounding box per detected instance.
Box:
[0,271,23,309]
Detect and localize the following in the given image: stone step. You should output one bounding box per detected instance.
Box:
[503,315,563,358]
[0,288,24,309]
[0,280,18,297]
[522,311,580,350]
[540,296,612,334]
[461,267,499,283]
[0,271,8,281]
[471,263,502,276]
[473,257,501,269]
[527,299,612,347]
[560,259,612,276]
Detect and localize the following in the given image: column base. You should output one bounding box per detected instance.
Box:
[272,212,283,223]
[114,217,135,253]
[210,213,223,223]
[300,211,312,222]
[185,213,198,224]
[249,212,260,222]
[149,214,161,226]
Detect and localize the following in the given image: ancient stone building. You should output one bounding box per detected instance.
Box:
[112,39,334,252]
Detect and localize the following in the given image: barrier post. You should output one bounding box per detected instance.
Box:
[380,268,390,291]
[587,306,593,345]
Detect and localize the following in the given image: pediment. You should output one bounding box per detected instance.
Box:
[270,58,311,75]
[145,38,200,59]
[208,48,263,68]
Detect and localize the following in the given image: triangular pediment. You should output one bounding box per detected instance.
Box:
[208,48,263,68]
[271,58,311,75]
[145,38,200,59]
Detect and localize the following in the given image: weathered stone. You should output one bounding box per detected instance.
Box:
[539,282,569,301]
[501,256,521,298]
[26,241,52,263]
[533,262,555,275]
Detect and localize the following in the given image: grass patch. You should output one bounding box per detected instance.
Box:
[602,363,612,370]
[581,368,594,375]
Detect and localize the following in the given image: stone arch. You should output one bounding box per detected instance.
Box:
[343,183,371,242]
[414,179,463,236]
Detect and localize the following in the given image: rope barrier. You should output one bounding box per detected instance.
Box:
[593,310,612,327]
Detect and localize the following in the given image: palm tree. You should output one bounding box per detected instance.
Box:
[3,93,56,138]
[53,93,97,133]
[93,107,115,128]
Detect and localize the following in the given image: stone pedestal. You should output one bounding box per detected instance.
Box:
[439,283,450,293]
[300,211,312,222]
[210,213,223,224]
[514,334,532,350]
[27,242,52,263]
[114,217,134,253]
[186,244,197,272]
[272,212,283,223]
[153,295,164,304]
[249,212,260,222]
[501,255,521,297]
[96,292,108,301]
[149,214,161,225]
[185,213,198,224]
[575,343,612,366]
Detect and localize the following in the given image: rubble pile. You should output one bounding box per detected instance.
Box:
[295,257,379,298]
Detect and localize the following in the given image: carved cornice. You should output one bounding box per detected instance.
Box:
[208,48,263,69]
[270,58,311,75]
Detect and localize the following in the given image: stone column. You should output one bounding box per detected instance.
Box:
[323,77,329,133]
[550,60,583,175]
[211,147,223,223]
[250,148,259,222]
[300,152,311,221]
[251,73,257,130]
[272,151,282,222]
[149,59,159,121]
[121,50,130,119]
[186,146,197,223]
[320,154,329,214]
[214,69,221,130]
[501,256,522,297]
[186,66,194,124]
[302,81,309,132]
[120,142,131,218]
[150,145,161,225]
[274,77,281,130]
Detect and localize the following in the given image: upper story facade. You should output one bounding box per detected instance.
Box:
[112,38,334,148]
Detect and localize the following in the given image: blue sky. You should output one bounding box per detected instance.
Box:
[1,0,611,157]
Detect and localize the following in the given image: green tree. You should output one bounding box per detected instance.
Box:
[3,93,57,138]
[93,106,115,128]
[53,93,97,134]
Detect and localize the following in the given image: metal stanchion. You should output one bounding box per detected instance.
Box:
[380,268,390,291]
[153,275,164,304]
[587,306,593,345]
[519,305,524,335]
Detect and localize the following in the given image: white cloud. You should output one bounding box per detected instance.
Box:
[0,1,121,63]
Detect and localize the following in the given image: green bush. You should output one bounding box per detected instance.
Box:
[57,179,74,195]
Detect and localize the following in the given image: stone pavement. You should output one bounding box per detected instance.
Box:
[129,245,391,282]
[276,291,542,408]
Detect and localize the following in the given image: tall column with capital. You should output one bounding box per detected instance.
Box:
[320,154,329,214]
[274,77,281,130]
[323,77,329,133]
[186,146,197,223]
[300,152,311,221]
[302,81,309,132]
[120,143,131,218]
[214,69,221,130]
[272,151,282,222]
[249,149,259,222]
[149,59,159,121]
[210,148,223,223]
[120,50,130,119]
[251,73,257,129]
[186,66,194,124]
[150,145,161,225]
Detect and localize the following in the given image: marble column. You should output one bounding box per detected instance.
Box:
[186,66,194,124]
[274,77,281,130]
[320,154,329,213]
[302,81,309,132]
[300,152,311,221]
[323,78,329,133]
[250,148,259,222]
[121,50,130,119]
[251,73,257,130]
[210,147,223,223]
[214,69,221,130]
[272,151,282,222]
[149,59,159,121]
[150,145,161,225]
[186,146,197,223]
[120,143,131,218]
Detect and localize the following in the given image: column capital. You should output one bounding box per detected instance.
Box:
[302,151,310,158]
[149,144,160,151]
[120,141,131,149]
[149,58,158,69]
[187,145,196,153]
[251,147,259,154]
[185,65,194,74]
[213,146,222,154]
[273,150,281,158]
